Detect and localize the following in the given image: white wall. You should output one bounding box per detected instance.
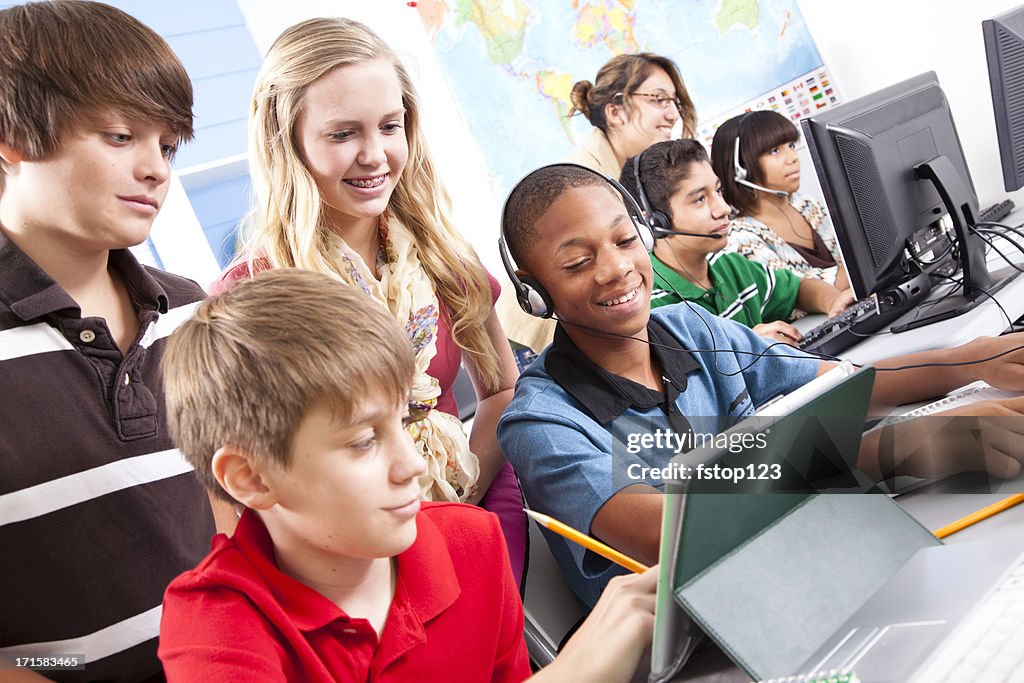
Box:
[798,0,1024,208]
[147,175,221,283]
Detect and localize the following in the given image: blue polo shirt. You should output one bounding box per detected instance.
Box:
[497,303,821,606]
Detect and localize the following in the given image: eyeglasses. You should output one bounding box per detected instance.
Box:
[627,92,684,112]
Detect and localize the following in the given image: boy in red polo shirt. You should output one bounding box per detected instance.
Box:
[158,269,656,682]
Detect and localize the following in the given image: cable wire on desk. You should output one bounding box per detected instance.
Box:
[930,271,1012,331]
[974,220,1024,243]
[973,227,1024,262]
[973,225,1024,264]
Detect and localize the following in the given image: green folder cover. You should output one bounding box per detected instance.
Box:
[651,366,940,681]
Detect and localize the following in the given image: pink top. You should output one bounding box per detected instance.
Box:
[214,259,501,418]
[427,272,502,416]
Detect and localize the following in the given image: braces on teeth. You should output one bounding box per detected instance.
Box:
[347,175,386,188]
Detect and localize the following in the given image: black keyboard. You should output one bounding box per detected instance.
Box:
[978,198,1016,224]
[798,297,908,357]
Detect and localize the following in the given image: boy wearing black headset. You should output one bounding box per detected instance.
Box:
[497,163,1024,606]
[618,139,854,346]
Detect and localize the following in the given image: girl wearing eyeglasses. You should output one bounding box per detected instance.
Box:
[564,53,697,177]
[500,54,697,354]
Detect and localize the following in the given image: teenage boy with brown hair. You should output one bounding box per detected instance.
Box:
[0,3,234,680]
[158,269,657,682]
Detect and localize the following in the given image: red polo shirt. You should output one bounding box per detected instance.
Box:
[159,502,530,682]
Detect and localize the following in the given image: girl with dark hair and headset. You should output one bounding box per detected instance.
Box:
[710,110,851,292]
[619,139,853,346]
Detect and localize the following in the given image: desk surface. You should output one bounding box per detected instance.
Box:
[794,222,1024,365]
[669,219,1024,680]
[672,477,1024,682]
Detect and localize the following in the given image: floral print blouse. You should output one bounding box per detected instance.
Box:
[725,193,842,285]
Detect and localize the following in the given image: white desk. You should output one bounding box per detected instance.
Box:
[672,476,1024,683]
[666,220,1024,681]
[795,217,1024,365]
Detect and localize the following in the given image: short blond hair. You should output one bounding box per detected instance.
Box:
[163,269,415,502]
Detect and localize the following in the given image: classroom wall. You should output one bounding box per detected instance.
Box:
[5,1,1021,282]
[798,0,1024,208]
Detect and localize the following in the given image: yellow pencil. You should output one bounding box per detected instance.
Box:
[933,493,1024,539]
[525,508,649,574]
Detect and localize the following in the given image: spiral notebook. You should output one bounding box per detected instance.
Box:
[757,673,860,683]
[874,380,1021,428]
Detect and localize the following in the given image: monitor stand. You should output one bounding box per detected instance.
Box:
[892,156,1021,333]
[890,264,1018,334]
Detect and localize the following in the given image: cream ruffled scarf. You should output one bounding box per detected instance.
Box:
[330,213,479,502]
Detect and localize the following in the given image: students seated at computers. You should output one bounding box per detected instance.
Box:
[158,269,658,682]
[500,53,697,356]
[710,110,851,291]
[497,163,1024,606]
[212,17,529,582]
[617,139,853,346]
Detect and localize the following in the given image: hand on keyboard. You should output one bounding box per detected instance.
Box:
[962,332,1024,392]
[827,288,856,318]
[798,297,881,355]
[874,396,1024,480]
[753,320,803,346]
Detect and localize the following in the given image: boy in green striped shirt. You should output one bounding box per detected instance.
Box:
[619,139,853,345]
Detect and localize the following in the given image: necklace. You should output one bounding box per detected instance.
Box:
[659,247,713,292]
[767,198,815,243]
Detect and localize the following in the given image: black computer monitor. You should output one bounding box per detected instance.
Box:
[984,5,1024,193]
[802,71,1012,329]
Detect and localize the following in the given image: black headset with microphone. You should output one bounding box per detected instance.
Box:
[498,163,655,319]
[732,112,790,199]
[495,162,1024,378]
[630,149,726,241]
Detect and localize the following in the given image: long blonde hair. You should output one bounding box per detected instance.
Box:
[243,17,501,391]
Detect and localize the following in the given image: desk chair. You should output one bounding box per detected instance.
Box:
[522,518,588,668]
[455,363,529,585]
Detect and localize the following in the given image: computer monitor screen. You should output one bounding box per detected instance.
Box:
[802,72,1007,326]
[984,6,1024,193]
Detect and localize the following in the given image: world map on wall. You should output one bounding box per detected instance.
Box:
[416,0,835,197]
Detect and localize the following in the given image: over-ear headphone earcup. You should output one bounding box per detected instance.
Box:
[634,219,656,252]
[647,212,672,241]
[733,136,748,182]
[517,275,554,318]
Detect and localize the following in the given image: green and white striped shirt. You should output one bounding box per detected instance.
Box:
[650,251,801,327]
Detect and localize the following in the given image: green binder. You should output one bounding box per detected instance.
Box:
[650,364,940,681]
